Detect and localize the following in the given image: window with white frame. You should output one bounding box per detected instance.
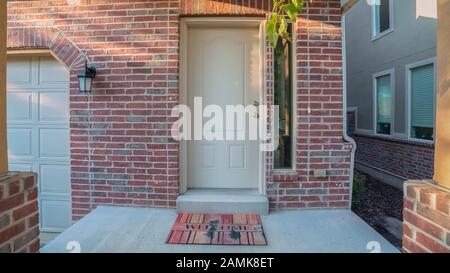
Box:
[409,63,435,141]
[373,0,393,38]
[274,24,294,169]
[374,73,392,135]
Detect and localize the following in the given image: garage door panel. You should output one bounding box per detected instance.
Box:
[40,200,72,231]
[7,57,33,86]
[7,92,33,122]
[39,164,71,194]
[39,128,69,158]
[9,163,34,172]
[38,57,69,86]
[8,128,33,157]
[8,56,71,232]
[38,92,69,122]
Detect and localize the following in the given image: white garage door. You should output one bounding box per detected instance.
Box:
[7,56,71,232]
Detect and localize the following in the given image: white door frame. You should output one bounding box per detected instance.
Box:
[179,17,266,195]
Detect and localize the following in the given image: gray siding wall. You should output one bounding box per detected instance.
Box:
[345,0,436,135]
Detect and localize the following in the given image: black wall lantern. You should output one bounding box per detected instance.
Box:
[78,62,96,93]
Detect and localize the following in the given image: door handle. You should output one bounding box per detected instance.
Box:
[252,101,260,119]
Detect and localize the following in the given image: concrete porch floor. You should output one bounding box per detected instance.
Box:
[41,206,399,253]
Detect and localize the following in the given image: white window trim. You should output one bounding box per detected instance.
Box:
[347,107,401,137]
[347,106,362,133]
[347,107,370,135]
[373,68,395,137]
[405,57,436,144]
[371,0,395,41]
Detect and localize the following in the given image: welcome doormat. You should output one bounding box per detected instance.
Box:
[166,214,267,245]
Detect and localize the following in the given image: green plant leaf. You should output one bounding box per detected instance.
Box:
[284,3,299,21]
[278,17,287,35]
[267,13,280,48]
[291,0,304,9]
[273,0,283,11]
[267,0,304,49]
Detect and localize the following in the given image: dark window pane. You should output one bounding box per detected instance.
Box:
[377,123,391,135]
[274,25,293,169]
[379,0,390,32]
[412,127,434,141]
[375,0,391,34]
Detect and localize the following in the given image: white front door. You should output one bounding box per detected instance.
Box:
[187,27,260,189]
[7,56,71,232]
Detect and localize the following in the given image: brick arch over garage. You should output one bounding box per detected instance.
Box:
[7,27,87,70]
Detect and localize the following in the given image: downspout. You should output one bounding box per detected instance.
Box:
[341,13,357,209]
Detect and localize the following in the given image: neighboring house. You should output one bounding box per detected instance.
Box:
[6,0,353,239]
[345,0,437,189]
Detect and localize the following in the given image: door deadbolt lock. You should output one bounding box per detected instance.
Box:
[252,101,260,118]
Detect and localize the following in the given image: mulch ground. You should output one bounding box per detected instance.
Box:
[351,171,404,249]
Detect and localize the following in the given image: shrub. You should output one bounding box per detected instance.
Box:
[352,172,365,203]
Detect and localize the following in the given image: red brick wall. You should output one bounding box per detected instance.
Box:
[8,0,181,220]
[347,110,434,180]
[403,181,450,253]
[267,0,351,209]
[180,0,271,15]
[7,0,352,219]
[0,173,39,253]
[353,133,434,180]
[182,0,352,209]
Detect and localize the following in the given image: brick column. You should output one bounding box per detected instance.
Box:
[403,181,450,253]
[0,173,39,253]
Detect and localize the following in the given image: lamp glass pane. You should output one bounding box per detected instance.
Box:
[85,77,93,93]
[78,76,86,92]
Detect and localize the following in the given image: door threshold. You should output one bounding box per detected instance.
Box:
[176,188,268,215]
[183,188,261,196]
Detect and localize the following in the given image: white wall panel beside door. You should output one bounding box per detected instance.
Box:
[7,55,71,232]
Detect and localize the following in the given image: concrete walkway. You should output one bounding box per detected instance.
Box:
[41,206,399,253]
